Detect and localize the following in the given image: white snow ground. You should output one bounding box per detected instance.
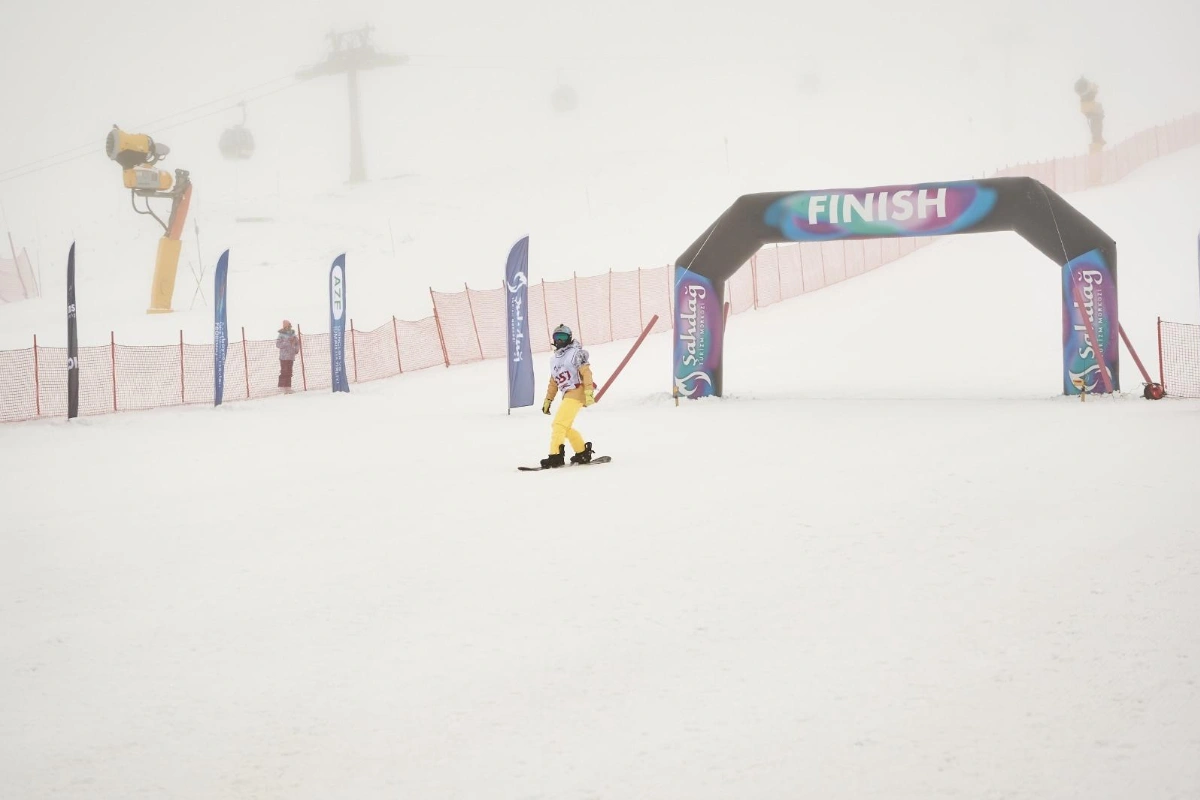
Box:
[3,144,1200,799]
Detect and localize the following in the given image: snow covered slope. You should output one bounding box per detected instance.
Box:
[2,137,1198,798]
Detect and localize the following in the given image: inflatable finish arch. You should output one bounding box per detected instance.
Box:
[672,178,1118,398]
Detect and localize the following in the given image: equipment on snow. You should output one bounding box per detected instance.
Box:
[541,444,566,469]
[570,442,595,464]
[518,455,611,472]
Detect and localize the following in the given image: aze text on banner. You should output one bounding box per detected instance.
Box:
[329,254,350,393]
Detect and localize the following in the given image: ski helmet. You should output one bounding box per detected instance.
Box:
[552,324,573,349]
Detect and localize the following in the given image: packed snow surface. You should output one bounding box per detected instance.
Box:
[3,144,1200,797]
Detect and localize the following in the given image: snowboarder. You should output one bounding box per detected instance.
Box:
[539,324,596,468]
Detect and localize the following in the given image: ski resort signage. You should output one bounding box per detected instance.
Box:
[329,254,349,393]
[1063,249,1118,394]
[213,249,230,406]
[505,236,534,410]
[673,269,722,399]
[764,183,999,240]
[66,243,79,420]
[673,178,1119,397]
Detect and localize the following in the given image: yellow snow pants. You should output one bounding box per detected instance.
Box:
[550,397,586,455]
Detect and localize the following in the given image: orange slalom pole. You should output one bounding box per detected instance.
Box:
[595,314,658,403]
[1117,323,1153,385]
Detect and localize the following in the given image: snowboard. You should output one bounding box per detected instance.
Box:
[518,455,611,472]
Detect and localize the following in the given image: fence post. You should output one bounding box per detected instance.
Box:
[572,271,583,343]
[541,279,552,343]
[776,243,783,298]
[752,253,759,309]
[608,269,613,341]
[32,333,40,417]
[797,243,806,295]
[392,315,403,374]
[429,287,450,367]
[297,324,308,391]
[111,331,117,411]
[668,263,674,313]
[179,330,185,403]
[464,282,484,360]
[241,326,250,399]
[1157,316,1166,391]
[637,267,644,330]
[350,319,359,382]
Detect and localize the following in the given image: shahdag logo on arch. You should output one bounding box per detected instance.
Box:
[674,268,722,399]
[1063,248,1118,394]
[764,182,998,241]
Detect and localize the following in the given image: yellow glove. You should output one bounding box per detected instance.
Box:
[542,398,553,415]
[583,386,595,407]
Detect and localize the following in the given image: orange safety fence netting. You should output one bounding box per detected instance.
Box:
[1159,320,1200,399]
[3,113,1199,423]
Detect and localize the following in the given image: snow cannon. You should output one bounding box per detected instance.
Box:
[106,127,169,168]
[105,125,194,314]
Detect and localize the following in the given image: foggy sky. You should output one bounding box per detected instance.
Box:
[4,0,1198,159]
[2,0,1198,252]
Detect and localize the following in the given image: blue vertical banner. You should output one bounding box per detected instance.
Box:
[213,249,230,406]
[329,253,350,393]
[505,235,534,410]
[66,242,79,420]
[672,267,723,399]
[1062,247,1119,394]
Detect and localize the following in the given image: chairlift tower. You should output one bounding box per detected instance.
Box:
[297,25,407,183]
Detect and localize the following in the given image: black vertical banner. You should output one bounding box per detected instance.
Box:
[67,242,78,420]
